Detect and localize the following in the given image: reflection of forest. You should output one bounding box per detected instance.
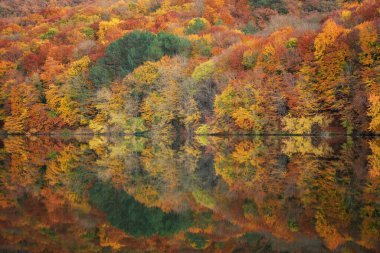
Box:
[0,135,379,252]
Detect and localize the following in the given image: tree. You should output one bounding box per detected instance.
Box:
[97,18,122,45]
[131,61,160,90]
[4,82,61,133]
[44,56,93,127]
[214,82,265,132]
[191,60,215,81]
[89,88,112,133]
[185,18,209,35]
[40,57,64,85]
[242,21,257,35]
[89,30,191,87]
[249,0,288,14]
[140,58,201,134]
[9,83,36,125]
[368,95,380,133]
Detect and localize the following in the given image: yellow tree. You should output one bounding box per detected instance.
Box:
[356,21,380,133]
[97,18,122,45]
[4,82,39,133]
[313,19,350,112]
[368,95,380,133]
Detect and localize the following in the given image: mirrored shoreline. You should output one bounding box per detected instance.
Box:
[0,135,379,252]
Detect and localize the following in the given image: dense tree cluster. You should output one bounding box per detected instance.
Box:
[0,0,379,135]
[89,30,191,86]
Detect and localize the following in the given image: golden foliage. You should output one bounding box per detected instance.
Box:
[282,115,332,134]
[368,94,380,132]
[368,140,380,178]
[315,211,348,250]
[65,56,90,77]
[132,61,160,84]
[356,21,378,66]
[0,60,16,78]
[314,19,347,60]
[282,137,333,157]
[341,10,351,21]
[98,18,122,44]
[231,107,256,130]
[191,60,215,81]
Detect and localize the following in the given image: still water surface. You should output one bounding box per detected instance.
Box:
[0,135,379,252]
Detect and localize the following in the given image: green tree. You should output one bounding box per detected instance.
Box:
[89,181,192,237]
[185,18,208,35]
[89,30,191,87]
[249,0,288,14]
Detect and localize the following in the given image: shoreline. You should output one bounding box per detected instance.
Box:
[1,132,379,138]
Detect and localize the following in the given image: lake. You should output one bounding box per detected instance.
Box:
[0,135,379,252]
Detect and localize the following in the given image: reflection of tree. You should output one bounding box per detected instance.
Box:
[203,136,379,250]
[360,139,380,249]
[89,181,192,237]
[0,136,101,252]
[89,136,201,212]
[282,136,332,156]
[0,135,378,252]
[295,138,375,250]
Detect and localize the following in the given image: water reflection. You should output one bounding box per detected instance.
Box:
[0,135,379,252]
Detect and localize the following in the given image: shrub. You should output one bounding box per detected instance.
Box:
[242,21,257,34]
[341,10,352,21]
[249,0,288,14]
[185,18,208,35]
[191,60,215,81]
[40,28,58,40]
[192,38,212,57]
[286,37,298,49]
[81,27,95,38]
[195,124,211,135]
[192,189,216,209]
[242,49,258,69]
[186,232,209,249]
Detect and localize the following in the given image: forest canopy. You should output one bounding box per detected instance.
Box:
[0,0,379,135]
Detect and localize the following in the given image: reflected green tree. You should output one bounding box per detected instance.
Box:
[89,181,192,237]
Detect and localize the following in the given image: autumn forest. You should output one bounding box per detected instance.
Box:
[0,0,379,136]
[0,0,379,252]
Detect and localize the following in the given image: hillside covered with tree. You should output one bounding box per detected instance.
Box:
[0,0,379,136]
